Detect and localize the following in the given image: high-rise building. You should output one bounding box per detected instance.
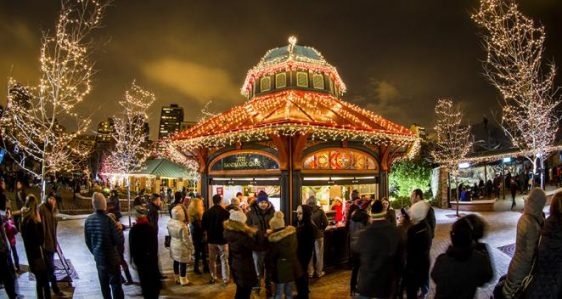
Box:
[158,104,184,140]
[96,118,115,144]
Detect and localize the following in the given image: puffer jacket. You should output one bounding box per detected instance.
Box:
[223,220,258,288]
[267,226,302,283]
[502,188,546,298]
[525,215,562,299]
[167,206,194,263]
[84,211,121,267]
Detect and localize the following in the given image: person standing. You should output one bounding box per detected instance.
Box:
[526,191,562,298]
[349,198,370,296]
[295,205,315,299]
[0,179,7,213]
[84,192,124,299]
[353,200,403,299]
[510,179,518,210]
[330,197,343,223]
[21,195,51,299]
[267,211,301,299]
[224,210,258,299]
[39,193,64,297]
[382,197,397,226]
[410,188,435,297]
[0,212,19,299]
[405,199,432,299]
[202,194,230,285]
[226,197,241,212]
[107,190,122,220]
[167,205,194,286]
[129,206,161,299]
[4,209,20,273]
[147,194,162,234]
[494,188,546,299]
[13,181,25,228]
[106,213,133,285]
[188,197,209,274]
[306,195,328,278]
[246,191,275,295]
[431,217,493,299]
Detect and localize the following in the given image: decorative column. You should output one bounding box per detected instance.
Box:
[280,170,290,222]
[291,170,302,225]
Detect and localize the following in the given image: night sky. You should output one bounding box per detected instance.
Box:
[1,0,562,139]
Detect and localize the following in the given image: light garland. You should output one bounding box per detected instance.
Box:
[241,37,347,97]
[473,0,561,175]
[104,81,155,179]
[431,99,473,176]
[0,0,108,189]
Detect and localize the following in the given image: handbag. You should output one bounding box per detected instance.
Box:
[164,235,171,248]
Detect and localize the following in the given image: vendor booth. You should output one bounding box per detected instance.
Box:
[171,37,418,266]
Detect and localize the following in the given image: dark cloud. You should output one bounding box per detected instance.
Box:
[1,0,561,139]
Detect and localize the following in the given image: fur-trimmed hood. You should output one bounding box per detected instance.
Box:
[268,226,296,242]
[223,219,257,236]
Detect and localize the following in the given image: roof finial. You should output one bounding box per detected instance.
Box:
[288,35,297,54]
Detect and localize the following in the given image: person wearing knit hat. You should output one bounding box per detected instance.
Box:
[226,198,241,212]
[369,200,386,222]
[85,193,125,299]
[307,195,329,279]
[223,209,258,298]
[267,211,301,299]
[404,200,432,299]
[498,188,546,299]
[246,191,275,295]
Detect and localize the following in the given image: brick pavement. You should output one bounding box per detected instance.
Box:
[4,189,558,299]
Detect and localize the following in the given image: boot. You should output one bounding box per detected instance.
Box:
[180,276,190,286]
[174,274,180,284]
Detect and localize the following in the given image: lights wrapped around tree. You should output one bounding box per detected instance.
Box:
[0,0,108,199]
[473,0,561,187]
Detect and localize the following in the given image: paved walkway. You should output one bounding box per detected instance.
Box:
[4,188,559,299]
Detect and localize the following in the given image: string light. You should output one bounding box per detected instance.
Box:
[0,0,108,188]
[431,99,473,176]
[473,0,561,176]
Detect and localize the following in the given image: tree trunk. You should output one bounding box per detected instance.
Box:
[540,157,545,190]
[127,176,132,227]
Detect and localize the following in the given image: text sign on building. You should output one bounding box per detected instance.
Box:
[211,153,279,171]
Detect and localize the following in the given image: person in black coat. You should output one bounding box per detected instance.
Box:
[129,208,161,299]
[353,200,404,299]
[431,216,493,299]
[21,195,51,299]
[526,192,562,298]
[202,194,230,284]
[107,190,121,220]
[146,194,161,233]
[349,200,370,296]
[85,192,124,299]
[223,210,258,299]
[405,200,432,299]
[295,205,315,299]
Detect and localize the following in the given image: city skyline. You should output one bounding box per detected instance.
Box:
[1,0,561,140]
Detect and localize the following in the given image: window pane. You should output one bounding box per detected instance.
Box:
[313,74,325,90]
[296,72,309,87]
[260,76,271,92]
[276,73,287,88]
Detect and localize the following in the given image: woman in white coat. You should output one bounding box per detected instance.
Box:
[168,205,195,285]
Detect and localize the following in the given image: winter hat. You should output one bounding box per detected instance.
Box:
[230,197,240,207]
[306,196,317,206]
[229,209,247,223]
[269,211,285,230]
[92,192,107,211]
[524,188,547,219]
[256,191,269,204]
[408,200,430,225]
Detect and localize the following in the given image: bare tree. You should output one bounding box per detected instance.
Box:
[104,81,155,225]
[0,0,109,200]
[431,99,473,216]
[473,0,561,188]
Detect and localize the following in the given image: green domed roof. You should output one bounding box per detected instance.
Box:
[261,45,325,64]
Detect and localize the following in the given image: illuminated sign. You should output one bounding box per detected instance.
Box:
[211,153,279,171]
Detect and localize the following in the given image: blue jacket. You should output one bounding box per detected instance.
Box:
[84,211,120,266]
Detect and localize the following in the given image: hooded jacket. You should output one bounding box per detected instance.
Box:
[502,188,546,299]
[525,215,562,299]
[223,220,258,288]
[167,206,194,263]
[267,226,302,283]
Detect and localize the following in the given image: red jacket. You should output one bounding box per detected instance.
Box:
[4,218,17,247]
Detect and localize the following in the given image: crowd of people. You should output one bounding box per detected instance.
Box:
[1,179,562,299]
